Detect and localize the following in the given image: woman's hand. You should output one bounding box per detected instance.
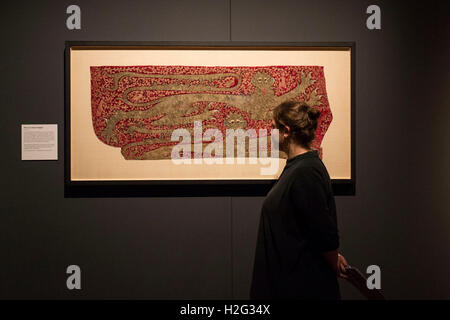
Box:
[337,253,349,279]
[321,250,349,278]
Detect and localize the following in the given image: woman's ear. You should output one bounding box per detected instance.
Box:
[284,125,290,137]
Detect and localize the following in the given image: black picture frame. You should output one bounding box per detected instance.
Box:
[64,41,355,197]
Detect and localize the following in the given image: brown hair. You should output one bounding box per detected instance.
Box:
[273,100,321,148]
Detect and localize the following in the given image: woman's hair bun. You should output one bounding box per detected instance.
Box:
[272,100,322,148]
[307,107,321,121]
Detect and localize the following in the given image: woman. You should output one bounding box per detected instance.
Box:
[250,100,349,300]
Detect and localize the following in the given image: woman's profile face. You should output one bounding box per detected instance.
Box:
[272,119,289,153]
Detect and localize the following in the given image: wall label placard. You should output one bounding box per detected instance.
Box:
[21,124,58,160]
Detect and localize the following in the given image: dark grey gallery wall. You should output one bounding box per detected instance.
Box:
[0,0,448,299]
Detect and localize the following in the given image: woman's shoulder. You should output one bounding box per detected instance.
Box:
[291,156,322,174]
[289,156,330,185]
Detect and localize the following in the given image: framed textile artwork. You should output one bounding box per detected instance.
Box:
[65,41,355,197]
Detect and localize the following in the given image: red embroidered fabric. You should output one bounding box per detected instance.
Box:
[90,65,332,160]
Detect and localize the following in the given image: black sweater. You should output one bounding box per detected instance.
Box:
[250,150,340,299]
